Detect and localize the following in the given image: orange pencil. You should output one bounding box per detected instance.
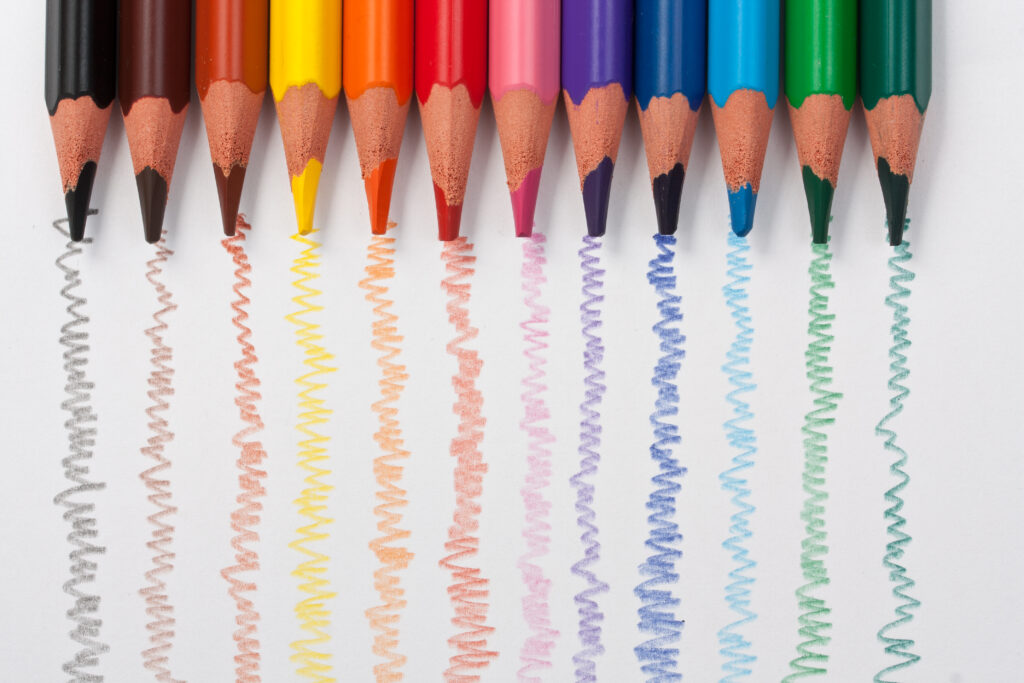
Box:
[196,0,268,236]
[344,0,413,235]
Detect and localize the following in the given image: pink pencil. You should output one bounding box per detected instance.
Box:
[489,1,560,237]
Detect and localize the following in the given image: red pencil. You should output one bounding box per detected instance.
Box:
[415,0,487,241]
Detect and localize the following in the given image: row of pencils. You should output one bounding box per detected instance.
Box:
[46,1,930,247]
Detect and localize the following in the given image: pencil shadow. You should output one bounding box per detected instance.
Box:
[317,96,351,246]
[92,107,126,244]
[533,96,571,237]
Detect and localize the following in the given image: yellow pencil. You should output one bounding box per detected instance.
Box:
[270,0,342,235]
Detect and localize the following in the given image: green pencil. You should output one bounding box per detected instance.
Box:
[786,0,857,244]
[861,0,932,246]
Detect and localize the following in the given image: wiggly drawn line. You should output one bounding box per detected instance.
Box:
[438,237,497,682]
[786,241,842,681]
[360,227,413,682]
[572,235,609,683]
[54,214,109,683]
[874,230,920,683]
[286,231,337,683]
[718,232,758,682]
[221,216,268,683]
[635,233,686,682]
[517,233,558,682]
[139,233,183,683]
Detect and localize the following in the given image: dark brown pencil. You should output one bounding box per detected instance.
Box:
[119,0,192,243]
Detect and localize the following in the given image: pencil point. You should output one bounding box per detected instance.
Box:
[582,156,615,238]
[433,182,463,241]
[510,167,542,238]
[727,185,757,237]
[652,163,685,236]
[365,158,398,236]
[290,159,323,236]
[64,161,98,242]
[877,157,910,246]
[135,167,168,244]
[213,164,246,237]
[801,166,835,245]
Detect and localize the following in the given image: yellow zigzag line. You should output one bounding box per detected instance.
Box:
[359,230,413,682]
[285,231,337,683]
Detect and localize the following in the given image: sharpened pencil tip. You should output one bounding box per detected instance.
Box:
[213,163,247,237]
[365,159,398,236]
[801,166,835,245]
[510,167,542,238]
[727,185,757,238]
[433,182,463,241]
[135,167,168,244]
[290,160,323,236]
[582,157,615,238]
[652,163,685,236]
[877,157,910,246]
[65,161,98,242]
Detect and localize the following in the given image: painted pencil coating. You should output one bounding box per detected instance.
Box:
[490,1,560,104]
[119,0,192,243]
[415,0,488,241]
[45,0,117,241]
[635,0,706,235]
[861,0,931,245]
[786,0,856,243]
[635,0,705,111]
[344,0,414,235]
[562,0,633,237]
[490,0,560,237]
[270,0,342,236]
[709,0,779,237]
[196,0,268,236]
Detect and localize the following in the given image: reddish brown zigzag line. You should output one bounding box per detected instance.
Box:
[359,229,413,683]
[438,237,497,683]
[139,235,184,683]
[220,216,268,683]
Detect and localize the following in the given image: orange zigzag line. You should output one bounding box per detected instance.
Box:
[285,231,337,683]
[359,228,413,682]
[439,237,498,683]
[220,216,268,683]
[139,234,183,683]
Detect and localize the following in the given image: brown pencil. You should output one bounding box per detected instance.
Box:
[119,0,192,243]
[196,0,268,236]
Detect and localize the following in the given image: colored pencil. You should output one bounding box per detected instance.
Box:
[196,0,268,237]
[708,0,780,237]
[861,0,931,246]
[489,1,560,238]
[45,0,117,242]
[562,0,633,238]
[786,0,856,244]
[344,0,413,235]
[415,0,487,241]
[270,0,342,236]
[119,0,191,244]
[635,0,706,236]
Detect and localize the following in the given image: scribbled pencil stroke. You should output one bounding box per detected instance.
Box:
[635,233,686,682]
[139,233,183,683]
[718,232,758,682]
[53,214,109,683]
[874,228,920,683]
[517,233,558,682]
[438,237,497,682]
[360,227,413,682]
[220,216,268,683]
[786,240,842,681]
[285,230,338,683]
[572,235,609,682]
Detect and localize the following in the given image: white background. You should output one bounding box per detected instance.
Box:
[2,3,1022,681]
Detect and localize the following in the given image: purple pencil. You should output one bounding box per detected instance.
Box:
[561,0,633,237]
